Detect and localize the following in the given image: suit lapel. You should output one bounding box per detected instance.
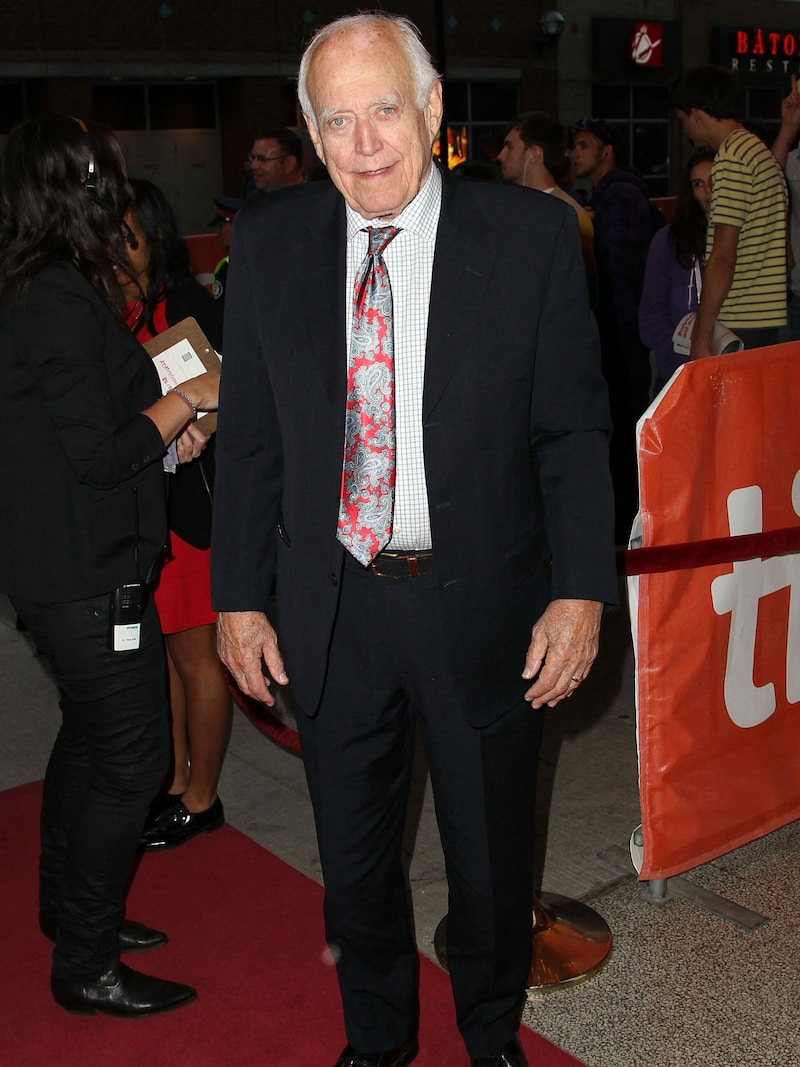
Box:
[297,193,347,410]
[423,176,495,419]
[291,177,493,420]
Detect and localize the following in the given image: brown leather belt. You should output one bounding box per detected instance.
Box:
[369,550,435,579]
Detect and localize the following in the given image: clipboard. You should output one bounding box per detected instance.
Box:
[142,316,221,434]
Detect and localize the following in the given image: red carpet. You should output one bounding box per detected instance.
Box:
[0,781,585,1066]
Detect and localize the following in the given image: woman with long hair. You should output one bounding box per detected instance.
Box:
[121,178,231,851]
[639,148,715,393]
[0,115,218,1017]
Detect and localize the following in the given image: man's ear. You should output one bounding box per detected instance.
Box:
[426,80,444,142]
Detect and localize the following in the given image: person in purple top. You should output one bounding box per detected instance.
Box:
[571,116,663,539]
[639,149,715,394]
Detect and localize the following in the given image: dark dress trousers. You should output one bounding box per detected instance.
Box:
[211,170,617,1055]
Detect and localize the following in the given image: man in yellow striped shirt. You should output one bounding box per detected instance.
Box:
[670,66,787,357]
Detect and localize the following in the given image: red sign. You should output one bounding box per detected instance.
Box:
[735,28,800,59]
[630,22,663,67]
[630,344,800,880]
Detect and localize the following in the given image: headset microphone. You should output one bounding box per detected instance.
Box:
[71,115,138,249]
[84,158,98,201]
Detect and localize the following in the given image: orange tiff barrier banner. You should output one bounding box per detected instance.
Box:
[629,342,800,880]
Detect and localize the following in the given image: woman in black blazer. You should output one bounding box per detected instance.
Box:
[0,116,218,1017]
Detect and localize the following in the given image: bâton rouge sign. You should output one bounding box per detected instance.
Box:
[729,27,800,73]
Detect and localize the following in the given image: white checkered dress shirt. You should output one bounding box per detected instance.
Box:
[345,164,442,552]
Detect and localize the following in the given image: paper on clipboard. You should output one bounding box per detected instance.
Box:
[142,316,221,432]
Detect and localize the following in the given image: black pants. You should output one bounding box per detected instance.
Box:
[294,556,543,1058]
[11,592,169,980]
[737,326,781,351]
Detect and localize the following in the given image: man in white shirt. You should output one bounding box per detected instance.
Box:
[211,13,615,1067]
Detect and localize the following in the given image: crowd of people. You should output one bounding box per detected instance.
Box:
[0,12,797,1067]
[494,67,792,541]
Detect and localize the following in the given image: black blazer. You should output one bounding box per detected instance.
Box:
[211,170,617,725]
[0,262,168,602]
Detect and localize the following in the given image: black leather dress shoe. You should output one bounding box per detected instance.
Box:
[140,796,224,850]
[39,913,168,953]
[471,1036,528,1066]
[333,1038,419,1067]
[51,961,196,1017]
[143,789,184,832]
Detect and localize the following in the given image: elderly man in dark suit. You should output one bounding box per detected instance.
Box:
[211,12,616,1067]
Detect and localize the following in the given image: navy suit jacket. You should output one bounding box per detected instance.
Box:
[211,168,617,726]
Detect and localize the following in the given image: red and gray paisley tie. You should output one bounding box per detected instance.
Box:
[337,225,400,565]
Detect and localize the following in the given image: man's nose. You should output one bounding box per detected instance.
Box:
[354,117,381,154]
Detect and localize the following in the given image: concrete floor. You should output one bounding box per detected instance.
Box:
[1,588,797,1066]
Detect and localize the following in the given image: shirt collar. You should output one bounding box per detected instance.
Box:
[345,162,442,243]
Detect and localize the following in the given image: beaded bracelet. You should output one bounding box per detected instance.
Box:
[170,387,198,419]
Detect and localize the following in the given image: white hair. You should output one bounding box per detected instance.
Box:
[297,12,441,127]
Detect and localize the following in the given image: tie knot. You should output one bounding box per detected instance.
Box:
[366,225,399,256]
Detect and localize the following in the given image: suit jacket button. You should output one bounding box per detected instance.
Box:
[142,454,151,463]
[130,462,140,471]
[330,573,338,587]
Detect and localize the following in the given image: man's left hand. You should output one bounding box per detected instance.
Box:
[522,599,603,708]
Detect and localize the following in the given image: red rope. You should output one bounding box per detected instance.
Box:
[225,523,800,746]
[618,523,800,576]
[226,676,302,755]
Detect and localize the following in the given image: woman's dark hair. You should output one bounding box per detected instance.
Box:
[669,148,715,270]
[0,114,132,316]
[126,177,191,333]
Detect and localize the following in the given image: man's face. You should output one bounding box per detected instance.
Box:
[249,137,292,192]
[497,126,528,185]
[677,109,710,149]
[571,131,607,185]
[304,26,443,221]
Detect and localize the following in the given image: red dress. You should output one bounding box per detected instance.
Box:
[128,295,216,635]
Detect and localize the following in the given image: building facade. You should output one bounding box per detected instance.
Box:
[2,1,799,229]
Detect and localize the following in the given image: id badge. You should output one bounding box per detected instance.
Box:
[112,622,142,651]
[109,584,147,652]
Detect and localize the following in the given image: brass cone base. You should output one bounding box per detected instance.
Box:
[433,892,612,996]
[526,892,612,992]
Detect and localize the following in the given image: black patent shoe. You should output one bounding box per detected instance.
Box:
[51,961,196,1017]
[471,1037,528,1067]
[142,790,184,833]
[333,1038,419,1067]
[139,796,224,850]
[40,913,168,953]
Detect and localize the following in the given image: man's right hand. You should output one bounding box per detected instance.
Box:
[217,610,288,706]
[781,74,800,133]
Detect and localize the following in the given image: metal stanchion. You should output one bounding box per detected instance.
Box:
[433,892,612,994]
[525,892,612,991]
